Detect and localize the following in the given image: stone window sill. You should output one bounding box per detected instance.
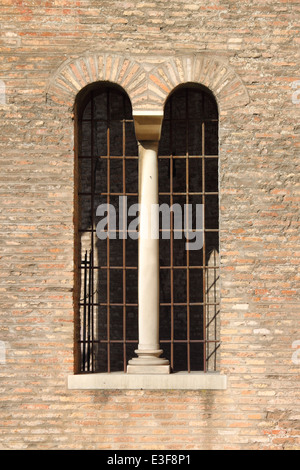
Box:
[68,372,227,391]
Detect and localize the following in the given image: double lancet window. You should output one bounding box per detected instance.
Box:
[76,83,220,375]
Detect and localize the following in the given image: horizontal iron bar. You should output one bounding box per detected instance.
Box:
[79,302,220,307]
[78,229,219,233]
[78,154,218,159]
[78,192,219,196]
[78,339,220,344]
[79,266,220,270]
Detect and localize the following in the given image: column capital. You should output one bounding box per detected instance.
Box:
[133,110,164,141]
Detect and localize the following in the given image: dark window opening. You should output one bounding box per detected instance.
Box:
[158,86,220,372]
[77,85,139,373]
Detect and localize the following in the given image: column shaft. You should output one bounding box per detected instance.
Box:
[127,141,170,374]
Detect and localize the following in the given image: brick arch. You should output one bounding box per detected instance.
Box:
[47,53,147,108]
[147,54,250,112]
[47,52,249,112]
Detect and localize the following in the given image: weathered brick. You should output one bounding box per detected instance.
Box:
[0,0,299,452]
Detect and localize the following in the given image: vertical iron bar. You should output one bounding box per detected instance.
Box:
[87,250,92,371]
[82,251,88,371]
[122,98,127,372]
[202,91,207,373]
[91,247,94,372]
[91,91,95,373]
[107,89,111,373]
[186,89,191,373]
[170,96,174,370]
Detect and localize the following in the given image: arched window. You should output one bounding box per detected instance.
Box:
[76,84,139,373]
[158,85,220,372]
[76,83,220,374]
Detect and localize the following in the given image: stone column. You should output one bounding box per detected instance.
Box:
[127,112,170,374]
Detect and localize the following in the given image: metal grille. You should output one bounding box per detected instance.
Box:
[158,86,220,372]
[77,84,220,373]
[78,86,139,373]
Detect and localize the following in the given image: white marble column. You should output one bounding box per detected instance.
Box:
[127,112,170,374]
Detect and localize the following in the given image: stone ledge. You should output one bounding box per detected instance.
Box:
[68,372,227,390]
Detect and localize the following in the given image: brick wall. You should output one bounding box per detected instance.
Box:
[0,0,299,450]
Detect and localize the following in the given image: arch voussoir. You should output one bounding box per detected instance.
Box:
[47,52,249,112]
[147,54,250,111]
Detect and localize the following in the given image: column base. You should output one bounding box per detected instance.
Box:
[127,349,171,375]
[127,364,171,374]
